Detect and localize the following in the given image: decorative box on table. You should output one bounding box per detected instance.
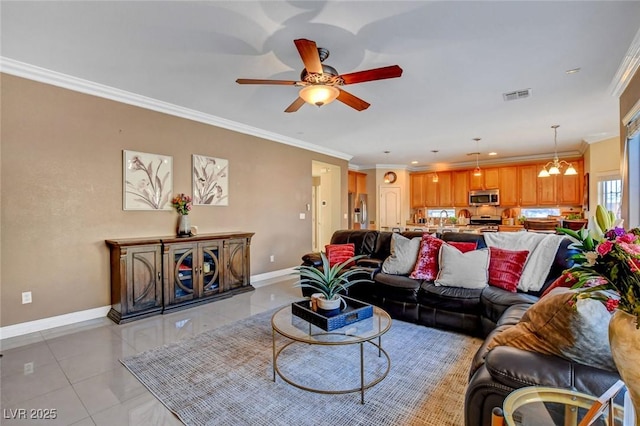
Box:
[291,296,373,332]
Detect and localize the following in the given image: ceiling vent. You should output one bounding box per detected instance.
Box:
[503,88,532,101]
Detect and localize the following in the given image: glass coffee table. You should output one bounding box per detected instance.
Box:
[498,385,626,426]
[271,303,391,404]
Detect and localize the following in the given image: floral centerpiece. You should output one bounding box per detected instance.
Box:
[171,193,192,237]
[171,193,192,215]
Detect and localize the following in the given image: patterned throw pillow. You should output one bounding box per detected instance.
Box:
[488,247,530,292]
[325,243,356,268]
[410,235,444,280]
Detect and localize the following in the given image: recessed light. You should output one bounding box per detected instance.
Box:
[488,152,497,156]
[565,68,581,74]
[411,160,419,164]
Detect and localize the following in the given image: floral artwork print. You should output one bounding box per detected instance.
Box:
[192,155,228,206]
[123,150,173,210]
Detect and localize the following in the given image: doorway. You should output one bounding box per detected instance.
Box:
[379,186,402,230]
[312,161,341,252]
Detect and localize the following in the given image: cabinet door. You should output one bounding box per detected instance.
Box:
[424,175,439,207]
[348,171,356,194]
[225,238,249,291]
[557,160,583,205]
[469,171,484,191]
[199,240,222,297]
[518,165,539,206]
[484,168,500,189]
[410,174,426,208]
[452,170,469,207]
[499,166,519,206]
[126,245,162,314]
[166,243,197,305]
[356,173,367,195]
[537,167,557,205]
[437,172,453,207]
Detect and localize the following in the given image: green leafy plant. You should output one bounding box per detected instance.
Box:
[294,253,373,300]
[171,193,192,215]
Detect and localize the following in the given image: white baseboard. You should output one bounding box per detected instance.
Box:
[250,267,297,288]
[0,306,111,340]
[0,268,298,340]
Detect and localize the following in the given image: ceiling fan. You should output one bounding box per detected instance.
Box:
[236,38,403,113]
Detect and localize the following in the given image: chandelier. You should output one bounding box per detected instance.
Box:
[538,125,577,177]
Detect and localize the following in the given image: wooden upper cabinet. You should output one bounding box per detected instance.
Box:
[423,175,439,207]
[453,170,469,206]
[498,166,518,206]
[437,172,453,206]
[518,164,539,206]
[557,159,583,205]
[484,168,500,189]
[537,173,557,205]
[410,173,426,208]
[469,171,483,190]
[348,171,367,194]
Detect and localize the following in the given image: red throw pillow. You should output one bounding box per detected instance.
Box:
[410,235,444,281]
[325,243,355,268]
[488,247,530,292]
[448,241,477,253]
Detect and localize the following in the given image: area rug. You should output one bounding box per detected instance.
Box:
[121,308,482,426]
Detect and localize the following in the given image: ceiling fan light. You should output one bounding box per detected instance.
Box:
[564,164,578,175]
[299,85,339,107]
[548,165,561,175]
[538,168,550,178]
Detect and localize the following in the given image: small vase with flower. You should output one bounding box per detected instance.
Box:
[172,193,192,237]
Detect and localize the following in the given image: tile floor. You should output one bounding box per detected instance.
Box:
[0,277,302,425]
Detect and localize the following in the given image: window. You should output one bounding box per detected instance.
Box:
[426,208,455,218]
[598,175,622,219]
[520,208,560,218]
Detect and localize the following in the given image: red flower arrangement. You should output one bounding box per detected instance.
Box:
[171,193,192,215]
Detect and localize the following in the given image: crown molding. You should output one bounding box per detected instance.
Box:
[0,57,352,161]
[609,26,640,98]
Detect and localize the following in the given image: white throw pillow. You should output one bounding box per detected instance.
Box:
[435,244,489,289]
[382,233,421,275]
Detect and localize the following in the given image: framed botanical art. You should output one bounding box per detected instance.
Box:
[192,154,229,206]
[123,150,173,210]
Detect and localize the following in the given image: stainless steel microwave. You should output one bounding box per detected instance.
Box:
[469,189,500,206]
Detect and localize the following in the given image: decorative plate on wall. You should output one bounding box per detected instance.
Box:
[383,171,397,184]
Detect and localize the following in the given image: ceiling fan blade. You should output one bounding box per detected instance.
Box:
[337,89,370,111]
[236,79,298,85]
[340,65,403,85]
[284,97,306,113]
[294,39,323,74]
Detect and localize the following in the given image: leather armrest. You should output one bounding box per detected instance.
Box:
[485,346,621,396]
[301,252,322,267]
[356,258,382,269]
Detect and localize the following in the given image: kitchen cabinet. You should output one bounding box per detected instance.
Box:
[557,160,583,205]
[410,173,426,208]
[410,171,452,207]
[106,239,163,324]
[452,170,469,207]
[437,171,453,206]
[518,165,539,206]
[537,172,557,205]
[348,171,367,194]
[469,167,499,190]
[498,166,519,206]
[106,232,254,323]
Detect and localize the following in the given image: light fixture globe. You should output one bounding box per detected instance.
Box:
[299,85,340,107]
[539,125,577,177]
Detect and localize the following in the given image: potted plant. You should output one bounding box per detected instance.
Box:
[295,253,373,312]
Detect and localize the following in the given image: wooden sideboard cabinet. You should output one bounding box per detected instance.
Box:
[106,232,254,323]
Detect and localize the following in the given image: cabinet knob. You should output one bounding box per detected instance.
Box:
[157,272,161,281]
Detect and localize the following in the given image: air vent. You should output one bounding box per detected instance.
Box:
[503,88,532,101]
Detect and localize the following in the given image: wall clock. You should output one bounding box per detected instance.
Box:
[383,171,397,184]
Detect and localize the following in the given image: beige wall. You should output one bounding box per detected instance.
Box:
[620,66,640,223]
[0,74,347,327]
[585,136,621,214]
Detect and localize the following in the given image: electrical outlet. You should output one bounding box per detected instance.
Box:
[22,291,32,304]
[299,213,306,220]
[270,255,275,263]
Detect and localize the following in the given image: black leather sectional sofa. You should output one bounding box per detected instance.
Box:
[301,229,621,426]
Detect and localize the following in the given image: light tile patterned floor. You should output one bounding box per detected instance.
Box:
[0,277,301,425]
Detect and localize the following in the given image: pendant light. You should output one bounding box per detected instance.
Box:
[472,138,482,177]
[538,125,578,177]
[431,150,439,183]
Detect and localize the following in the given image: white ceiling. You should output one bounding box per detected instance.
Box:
[2,1,640,170]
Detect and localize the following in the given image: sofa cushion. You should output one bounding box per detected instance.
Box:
[325,243,355,267]
[418,282,483,312]
[480,286,539,325]
[375,273,422,303]
[488,247,530,292]
[410,235,444,281]
[435,245,489,289]
[382,233,421,275]
[486,289,616,371]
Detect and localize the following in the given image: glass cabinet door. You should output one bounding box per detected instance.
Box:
[200,242,221,297]
[171,246,196,303]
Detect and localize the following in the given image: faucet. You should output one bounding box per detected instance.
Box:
[439,209,449,227]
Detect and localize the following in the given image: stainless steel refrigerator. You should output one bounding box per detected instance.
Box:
[348,193,368,229]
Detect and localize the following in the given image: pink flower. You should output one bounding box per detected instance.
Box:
[619,233,638,244]
[629,258,640,273]
[619,242,640,256]
[596,240,613,256]
[605,298,619,312]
